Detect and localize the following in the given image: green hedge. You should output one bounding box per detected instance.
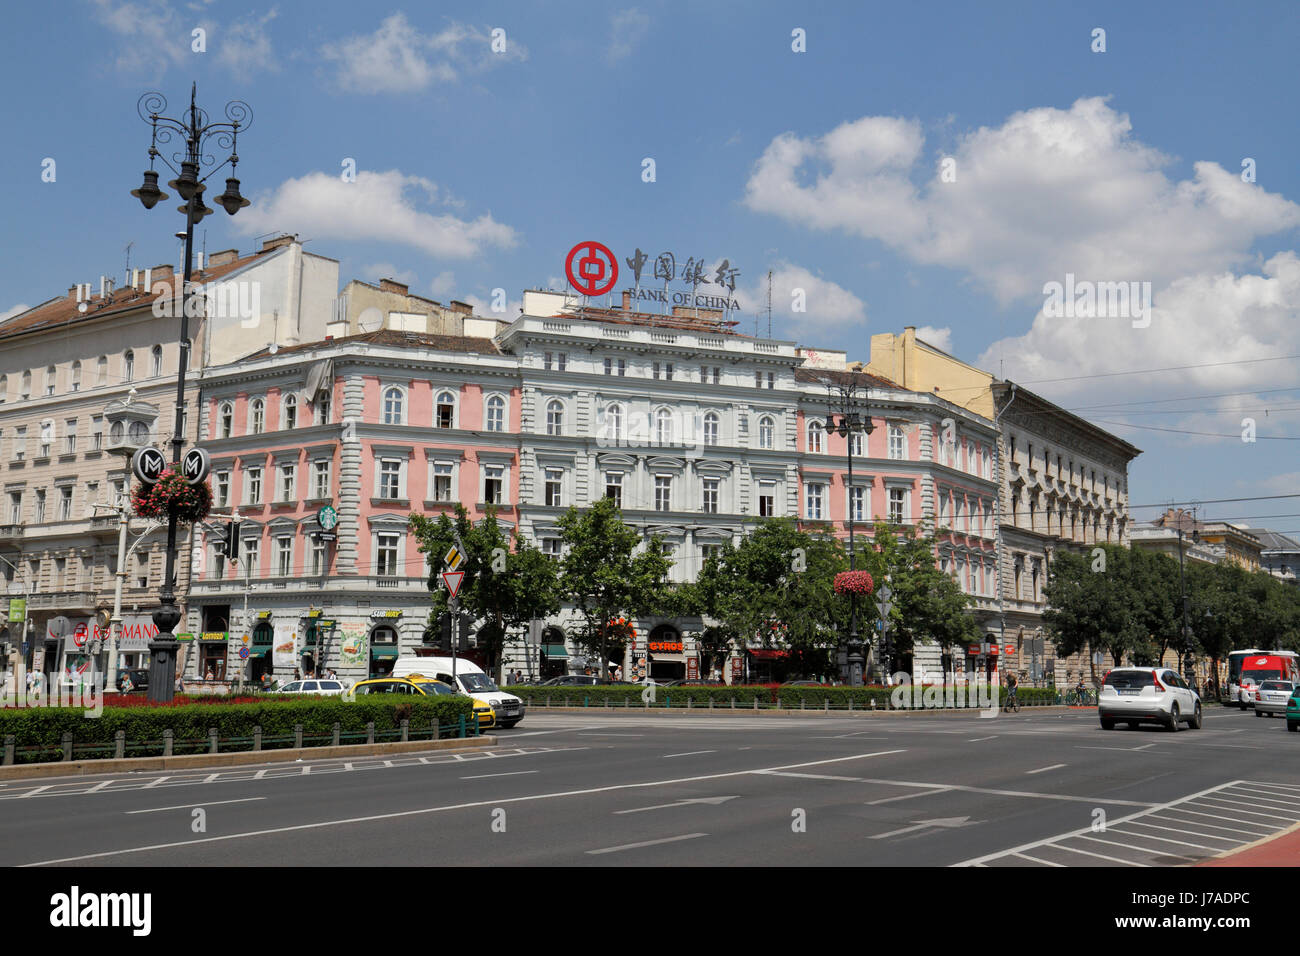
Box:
[503,684,1060,709]
[0,696,473,763]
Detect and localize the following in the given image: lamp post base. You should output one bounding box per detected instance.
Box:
[148,601,182,703]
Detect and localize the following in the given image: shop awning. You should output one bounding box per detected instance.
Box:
[542,644,568,659]
[370,646,399,659]
[747,649,789,661]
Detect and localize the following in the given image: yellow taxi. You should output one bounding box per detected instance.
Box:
[348,675,495,730]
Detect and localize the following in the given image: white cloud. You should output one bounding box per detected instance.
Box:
[744,97,1300,305]
[236,169,518,259]
[914,326,954,354]
[0,303,30,324]
[735,262,867,337]
[360,263,417,287]
[321,13,526,94]
[430,271,456,296]
[463,292,522,320]
[89,0,187,74]
[605,8,650,64]
[209,8,279,74]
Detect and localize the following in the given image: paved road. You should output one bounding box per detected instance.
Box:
[2,706,1297,866]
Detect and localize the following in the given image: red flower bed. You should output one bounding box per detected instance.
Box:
[102,693,299,708]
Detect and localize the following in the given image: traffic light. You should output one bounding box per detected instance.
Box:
[438,612,453,651]
[223,520,240,560]
[458,611,474,651]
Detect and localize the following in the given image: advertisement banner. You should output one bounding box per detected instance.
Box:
[338,630,367,667]
[272,624,296,672]
[118,615,160,652]
[7,598,25,623]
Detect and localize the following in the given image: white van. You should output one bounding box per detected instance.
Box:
[392,657,525,728]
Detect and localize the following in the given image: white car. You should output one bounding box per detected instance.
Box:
[1254,680,1294,718]
[274,679,347,696]
[1098,667,1202,731]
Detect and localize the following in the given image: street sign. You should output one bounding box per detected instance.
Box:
[48,615,72,639]
[73,623,88,648]
[442,569,465,599]
[181,447,211,485]
[7,598,25,623]
[443,545,463,571]
[238,647,249,660]
[527,619,543,646]
[1004,643,1016,655]
[317,505,338,531]
[131,446,166,484]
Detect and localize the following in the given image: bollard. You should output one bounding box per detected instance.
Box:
[294,724,304,749]
[433,721,441,741]
[624,697,629,708]
[3,734,14,765]
[62,732,73,762]
[163,729,174,757]
[604,697,610,709]
[800,697,806,711]
[730,696,735,709]
[546,695,551,709]
[849,697,854,712]
[753,697,758,711]
[709,697,714,710]
[687,696,693,710]
[366,721,375,744]
[584,695,589,708]
[824,699,829,712]
[400,718,409,743]
[208,727,219,754]
[253,726,263,751]
[332,722,341,747]
[457,715,466,738]
[114,730,126,759]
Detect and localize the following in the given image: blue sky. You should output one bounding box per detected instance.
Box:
[3,1,1300,535]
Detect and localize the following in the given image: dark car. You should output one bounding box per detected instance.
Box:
[538,675,600,686]
[781,680,826,687]
[657,679,714,687]
[116,668,149,693]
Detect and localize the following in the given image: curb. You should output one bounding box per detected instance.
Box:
[0,735,497,781]
[519,704,1087,718]
[1194,820,1300,867]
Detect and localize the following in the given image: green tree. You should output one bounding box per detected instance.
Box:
[409,505,561,678]
[556,496,672,677]
[1043,544,1153,678]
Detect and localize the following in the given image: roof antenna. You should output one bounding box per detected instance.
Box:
[124,241,135,285]
[766,269,773,338]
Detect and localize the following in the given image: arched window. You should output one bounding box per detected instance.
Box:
[546,400,564,437]
[485,394,505,432]
[70,361,81,392]
[382,387,404,425]
[218,402,234,439]
[0,374,6,403]
[283,394,298,429]
[758,415,774,450]
[151,345,163,377]
[604,403,623,441]
[19,371,31,400]
[435,391,455,429]
[250,398,265,435]
[123,350,134,383]
[96,356,107,386]
[655,407,673,445]
[45,365,57,396]
[806,419,823,453]
[703,411,719,447]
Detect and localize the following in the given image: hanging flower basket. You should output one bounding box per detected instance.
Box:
[606,616,635,640]
[834,570,875,596]
[132,469,212,524]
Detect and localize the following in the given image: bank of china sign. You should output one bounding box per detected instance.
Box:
[565,241,741,311]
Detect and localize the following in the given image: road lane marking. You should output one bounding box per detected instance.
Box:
[86,781,114,793]
[1155,807,1273,831]
[1106,827,1225,852]
[662,751,716,758]
[1190,797,1300,821]
[19,749,907,865]
[756,771,866,782]
[586,833,707,855]
[614,796,738,815]
[1052,843,1147,866]
[142,777,169,788]
[1122,820,1244,844]
[1078,833,1189,862]
[1147,814,1264,838]
[867,787,952,805]
[576,733,644,737]
[967,736,998,742]
[18,787,50,798]
[1013,852,1064,867]
[127,797,266,815]
[1222,787,1300,807]
[203,774,220,783]
[460,771,539,780]
[1026,764,1066,775]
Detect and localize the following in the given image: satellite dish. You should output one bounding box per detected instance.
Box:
[357,307,383,333]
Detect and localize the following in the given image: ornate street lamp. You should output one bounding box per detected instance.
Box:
[819,377,876,687]
[1174,509,1200,689]
[132,84,252,702]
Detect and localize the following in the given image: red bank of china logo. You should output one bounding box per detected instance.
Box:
[565,241,619,297]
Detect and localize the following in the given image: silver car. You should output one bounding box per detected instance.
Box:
[1253,680,1294,718]
[1098,667,1202,731]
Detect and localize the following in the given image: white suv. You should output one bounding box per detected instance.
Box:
[1098,667,1202,732]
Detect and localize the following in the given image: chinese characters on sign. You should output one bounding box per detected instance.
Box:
[563,242,741,310]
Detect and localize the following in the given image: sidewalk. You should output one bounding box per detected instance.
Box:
[1196,823,1300,867]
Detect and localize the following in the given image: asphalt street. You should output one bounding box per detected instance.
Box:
[2,705,1297,866]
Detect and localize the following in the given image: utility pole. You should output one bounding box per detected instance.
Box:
[92,496,160,684]
[991,383,1018,683]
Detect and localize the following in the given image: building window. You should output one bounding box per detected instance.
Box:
[45,365,56,396]
[312,461,330,499]
[13,426,25,461]
[283,394,298,429]
[211,542,227,580]
[486,395,505,432]
[654,475,672,512]
[246,466,263,504]
[484,465,504,505]
[889,487,906,523]
[758,480,776,517]
[766,372,775,389]
[314,392,331,426]
[250,399,265,434]
[653,361,674,381]
[151,345,163,377]
[805,483,824,520]
[242,538,260,578]
[123,350,134,383]
[218,402,233,438]
[19,370,31,400]
[311,538,327,575]
[806,420,823,454]
[546,400,565,437]
[755,371,762,388]
[215,471,230,507]
[8,492,21,524]
[850,431,865,458]
[541,538,562,560]
[95,356,107,386]
[70,362,81,392]
[758,416,775,450]
[888,425,905,460]
[64,420,77,454]
[382,387,404,425]
[379,460,401,499]
[432,462,454,502]
[35,490,46,523]
[39,421,53,457]
[702,478,719,514]
[544,468,563,507]
[59,486,73,520]
[605,472,623,507]
[275,535,293,576]
[603,404,623,441]
[703,412,720,446]
[604,357,626,376]
[543,351,567,372]
[655,408,673,445]
[376,533,400,576]
[435,391,455,429]
[278,464,296,502]
[849,486,866,522]
[712,367,721,384]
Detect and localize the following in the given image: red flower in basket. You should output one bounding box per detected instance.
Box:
[131,469,212,524]
[834,570,875,596]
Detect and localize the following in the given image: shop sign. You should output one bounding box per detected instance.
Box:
[731,657,743,679]
[198,631,229,642]
[7,598,25,623]
[176,633,195,642]
[1004,643,1015,655]
[307,609,323,619]
[256,611,273,621]
[315,619,337,630]
[648,640,684,653]
[118,615,160,651]
[686,657,699,680]
[565,241,741,309]
[369,609,403,620]
[966,644,980,656]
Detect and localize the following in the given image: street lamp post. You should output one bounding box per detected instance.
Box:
[132,84,252,703]
[1174,509,1200,688]
[820,379,875,687]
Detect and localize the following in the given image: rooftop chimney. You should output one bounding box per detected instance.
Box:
[448,300,473,315]
[379,279,409,296]
[259,234,297,253]
[622,290,631,312]
[207,249,238,267]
